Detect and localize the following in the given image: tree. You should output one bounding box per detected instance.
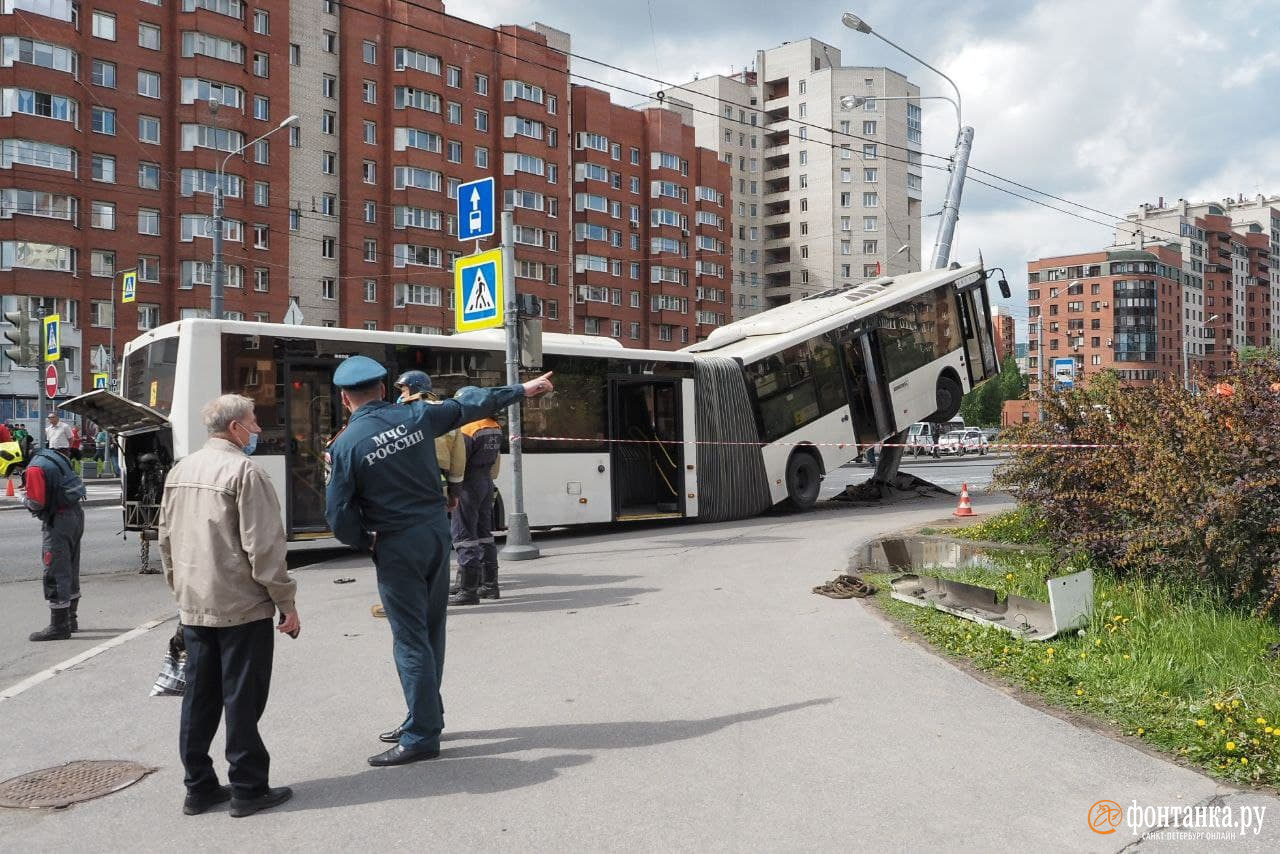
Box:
[959,356,1025,426]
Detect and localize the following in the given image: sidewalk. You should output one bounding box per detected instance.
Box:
[1,494,1276,851]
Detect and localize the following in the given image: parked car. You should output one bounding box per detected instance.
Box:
[937,429,989,457]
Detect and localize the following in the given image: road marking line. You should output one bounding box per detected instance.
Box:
[0,616,173,702]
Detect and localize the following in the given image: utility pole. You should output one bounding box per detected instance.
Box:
[499,209,538,560]
[35,305,47,450]
[930,126,975,270]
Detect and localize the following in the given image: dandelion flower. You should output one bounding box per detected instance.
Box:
[1232,700,1241,709]
[1123,653,1131,660]
[1095,639,1102,646]
[1005,573,1015,581]
[1226,741,1237,751]
[1252,739,1260,746]
[1046,647,1055,656]
[1266,727,1274,734]
[1242,758,1249,766]
[1197,720,1207,727]
[1079,652,1087,659]
[1076,689,1084,696]
[1257,718,1267,726]
[1137,728,1146,735]
[1215,702,1224,711]
[1226,717,1235,724]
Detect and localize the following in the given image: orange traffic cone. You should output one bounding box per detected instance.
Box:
[953,482,977,518]
[5,476,14,497]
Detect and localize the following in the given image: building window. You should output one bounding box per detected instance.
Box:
[254,268,269,291]
[447,140,462,163]
[254,139,269,164]
[475,147,488,168]
[447,102,462,124]
[252,52,268,76]
[138,256,159,283]
[253,224,268,249]
[321,151,336,174]
[91,250,115,277]
[92,107,116,135]
[92,11,116,41]
[138,208,160,235]
[364,280,377,302]
[364,201,377,223]
[363,80,377,104]
[363,40,377,64]
[321,277,337,299]
[362,160,376,183]
[322,238,336,259]
[363,121,377,144]
[138,116,160,144]
[322,75,336,99]
[139,23,160,50]
[863,192,879,208]
[863,240,878,254]
[92,154,116,183]
[446,65,461,87]
[139,161,160,189]
[137,70,160,98]
[322,111,336,134]
[290,43,301,66]
[475,74,489,94]
[363,239,377,262]
[138,304,160,331]
[254,181,269,207]
[475,109,488,132]
[253,9,269,35]
[323,31,337,53]
[90,201,115,230]
[92,60,116,88]
[253,95,269,121]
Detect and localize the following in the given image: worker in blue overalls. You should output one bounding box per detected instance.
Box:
[324,355,554,767]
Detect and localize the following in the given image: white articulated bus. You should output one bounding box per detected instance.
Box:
[64,262,1001,540]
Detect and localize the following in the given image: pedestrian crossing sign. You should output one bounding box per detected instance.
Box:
[454,248,504,333]
[43,313,60,362]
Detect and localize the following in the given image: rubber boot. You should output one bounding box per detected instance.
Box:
[69,598,79,632]
[30,607,72,642]
[478,564,500,600]
[448,567,480,606]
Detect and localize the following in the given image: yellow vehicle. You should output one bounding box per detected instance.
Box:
[0,440,25,485]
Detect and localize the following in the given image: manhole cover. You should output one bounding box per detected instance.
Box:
[0,760,151,809]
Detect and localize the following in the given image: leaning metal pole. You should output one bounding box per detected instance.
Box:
[870,126,975,492]
[499,209,539,560]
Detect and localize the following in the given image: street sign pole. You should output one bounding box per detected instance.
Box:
[499,209,538,560]
[35,306,46,450]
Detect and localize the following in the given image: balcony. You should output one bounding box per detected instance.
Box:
[764,223,790,241]
[763,142,789,158]
[764,260,792,277]
[762,210,790,227]
[763,165,789,182]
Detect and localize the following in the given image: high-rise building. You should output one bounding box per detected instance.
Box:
[1117,195,1279,376]
[658,38,923,315]
[990,305,1015,365]
[570,86,731,347]
[1,0,736,418]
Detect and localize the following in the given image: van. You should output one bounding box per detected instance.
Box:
[906,418,965,458]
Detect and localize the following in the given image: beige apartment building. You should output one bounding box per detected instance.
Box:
[659,38,922,316]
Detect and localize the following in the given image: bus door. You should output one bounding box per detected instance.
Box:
[836,329,895,442]
[608,376,683,520]
[956,283,1000,386]
[283,360,342,536]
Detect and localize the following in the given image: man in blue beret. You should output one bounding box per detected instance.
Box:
[324,354,554,766]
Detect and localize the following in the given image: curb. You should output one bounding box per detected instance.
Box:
[0,497,119,513]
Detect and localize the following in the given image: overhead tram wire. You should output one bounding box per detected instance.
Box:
[354,0,1186,245]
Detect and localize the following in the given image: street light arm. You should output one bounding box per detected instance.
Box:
[866,30,963,126]
[840,93,960,133]
[218,115,299,176]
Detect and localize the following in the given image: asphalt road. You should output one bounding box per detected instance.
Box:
[0,504,149,584]
[823,450,1003,498]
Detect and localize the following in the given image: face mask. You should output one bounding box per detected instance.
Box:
[233,422,259,455]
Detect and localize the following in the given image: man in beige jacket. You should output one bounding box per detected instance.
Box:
[159,394,300,819]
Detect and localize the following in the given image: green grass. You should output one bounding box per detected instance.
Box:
[875,512,1280,786]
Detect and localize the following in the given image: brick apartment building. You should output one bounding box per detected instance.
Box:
[1,0,731,419]
[990,305,1015,365]
[1027,244,1185,393]
[570,86,730,347]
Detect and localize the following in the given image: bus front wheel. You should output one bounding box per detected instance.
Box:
[784,451,822,511]
[930,374,964,423]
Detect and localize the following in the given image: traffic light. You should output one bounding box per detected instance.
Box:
[2,306,32,366]
[517,294,542,317]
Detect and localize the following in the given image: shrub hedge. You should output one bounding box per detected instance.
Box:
[996,363,1280,615]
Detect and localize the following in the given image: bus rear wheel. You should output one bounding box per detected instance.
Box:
[784,451,822,511]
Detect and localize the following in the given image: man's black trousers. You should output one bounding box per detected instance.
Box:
[179,619,274,799]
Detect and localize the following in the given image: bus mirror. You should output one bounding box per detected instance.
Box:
[998,278,1011,299]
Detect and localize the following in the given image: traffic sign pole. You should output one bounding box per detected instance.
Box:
[35,306,47,450]
[499,209,538,561]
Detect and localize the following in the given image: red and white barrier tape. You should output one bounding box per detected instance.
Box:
[510,436,1115,450]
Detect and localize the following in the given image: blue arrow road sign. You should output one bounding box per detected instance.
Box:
[454,249,504,333]
[457,177,495,242]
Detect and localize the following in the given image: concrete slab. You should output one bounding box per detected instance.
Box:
[1,494,1276,851]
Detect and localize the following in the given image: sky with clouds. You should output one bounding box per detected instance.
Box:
[462,0,1280,334]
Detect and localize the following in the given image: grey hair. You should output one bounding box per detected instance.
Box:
[201,394,256,435]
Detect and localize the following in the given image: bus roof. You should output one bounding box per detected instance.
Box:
[682,262,986,361]
[123,319,697,364]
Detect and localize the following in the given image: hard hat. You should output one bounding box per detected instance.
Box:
[394,370,433,395]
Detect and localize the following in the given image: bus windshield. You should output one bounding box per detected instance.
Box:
[123,337,180,416]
